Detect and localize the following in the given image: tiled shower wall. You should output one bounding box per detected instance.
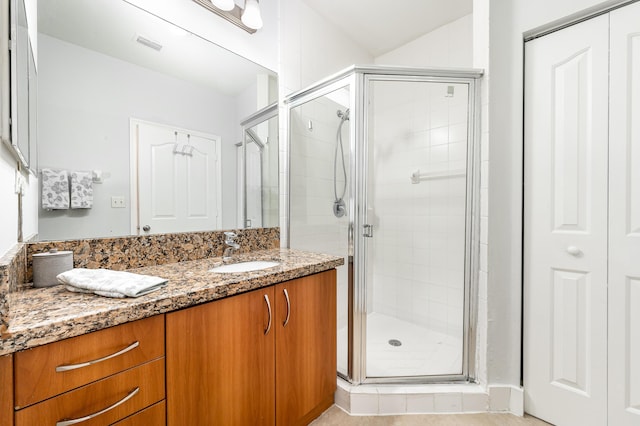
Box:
[369,81,469,338]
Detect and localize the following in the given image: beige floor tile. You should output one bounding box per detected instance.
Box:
[310,405,552,426]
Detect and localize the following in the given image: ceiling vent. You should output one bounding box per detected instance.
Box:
[135,35,162,51]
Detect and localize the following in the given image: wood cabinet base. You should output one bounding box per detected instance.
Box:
[294,395,334,426]
[167,269,338,426]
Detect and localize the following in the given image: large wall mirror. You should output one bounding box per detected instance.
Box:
[36,0,278,241]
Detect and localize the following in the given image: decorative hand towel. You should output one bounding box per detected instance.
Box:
[57,268,168,298]
[41,168,70,210]
[70,171,93,208]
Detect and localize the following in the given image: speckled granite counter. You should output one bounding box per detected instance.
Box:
[0,249,344,355]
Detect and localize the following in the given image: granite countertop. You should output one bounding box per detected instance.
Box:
[0,249,344,355]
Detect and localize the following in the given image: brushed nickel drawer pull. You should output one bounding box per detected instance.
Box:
[56,387,140,426]
[283,289,291,327]
[55,341,140,372]
[264,294,272,335]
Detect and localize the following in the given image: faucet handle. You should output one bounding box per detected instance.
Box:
[224,232,237,241]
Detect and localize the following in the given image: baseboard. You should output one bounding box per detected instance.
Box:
[335,379,526,416]
[335,378,491,415]
[488,384,524,416]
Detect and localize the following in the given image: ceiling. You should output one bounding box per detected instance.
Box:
[37,0,472,91]
[38,0,274,96]
[301,0,474,57]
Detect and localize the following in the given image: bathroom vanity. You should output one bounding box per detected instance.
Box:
[0,248,342,426]
[167,270,336,425]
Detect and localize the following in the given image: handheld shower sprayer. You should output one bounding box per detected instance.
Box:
[333,108,349,218]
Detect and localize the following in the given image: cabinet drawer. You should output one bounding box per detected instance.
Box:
[112,400,165,426]
[15,358,165,426]
[15,315,164,408]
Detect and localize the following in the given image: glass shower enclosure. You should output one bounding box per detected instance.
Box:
[285,66,482,384]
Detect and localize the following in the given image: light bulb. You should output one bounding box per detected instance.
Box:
[211,0,235,11]
[241,0,263,30]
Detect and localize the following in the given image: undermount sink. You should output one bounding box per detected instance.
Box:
[208,260,280,273]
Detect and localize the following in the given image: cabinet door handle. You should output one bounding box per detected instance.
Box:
[56,387,139,426]
[55,341,140,372]
[283,288,291,327]
[264,294,272,335]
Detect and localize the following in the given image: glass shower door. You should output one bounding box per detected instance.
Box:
[363,77,470,379]
[288,82,353,379]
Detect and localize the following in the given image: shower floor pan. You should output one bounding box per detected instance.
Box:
[338,312,462,378]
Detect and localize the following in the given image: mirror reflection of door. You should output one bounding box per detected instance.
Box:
[130,119,222,235]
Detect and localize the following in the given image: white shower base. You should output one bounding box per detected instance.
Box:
[338,312,462,378]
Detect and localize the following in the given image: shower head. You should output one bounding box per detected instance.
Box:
[337,109,350,121]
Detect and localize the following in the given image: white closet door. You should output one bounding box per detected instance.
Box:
[609,3,640,425]
[523,14,609,426]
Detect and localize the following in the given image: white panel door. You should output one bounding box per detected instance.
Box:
[133,120,221,235]
[609,3,640,425]
[523,14,609,426]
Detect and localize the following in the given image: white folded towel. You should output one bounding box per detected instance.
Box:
[70,171,93,209]
[41,168,70,210]
[57,268,167,298]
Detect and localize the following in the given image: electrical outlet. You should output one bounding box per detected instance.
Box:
[111,196,126,208]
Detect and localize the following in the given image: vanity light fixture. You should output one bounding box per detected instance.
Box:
[211,0,235,11]
[241,0,263,30]
[193,0,263,34]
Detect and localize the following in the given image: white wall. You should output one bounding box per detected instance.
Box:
[37,34,241,240]
[375,14,473,68]
[24,0,36,66]
[279,0,373,94]
[473,0,490,389]
[126,0,278,72]
[482,0,628,388]
[0,150,18,255]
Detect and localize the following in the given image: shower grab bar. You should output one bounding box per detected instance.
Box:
[410,169,466,184]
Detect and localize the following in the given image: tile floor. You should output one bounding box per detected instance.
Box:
[311,405,552,425]
[338,312,462,377]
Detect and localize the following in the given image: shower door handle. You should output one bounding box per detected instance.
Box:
[363,224,373,238]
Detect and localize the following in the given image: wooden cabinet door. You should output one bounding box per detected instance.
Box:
[0,354,13,426]
[166,287,276,425]
[275,270,337,426]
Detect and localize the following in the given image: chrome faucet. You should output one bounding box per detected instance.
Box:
[222,232,240,262]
